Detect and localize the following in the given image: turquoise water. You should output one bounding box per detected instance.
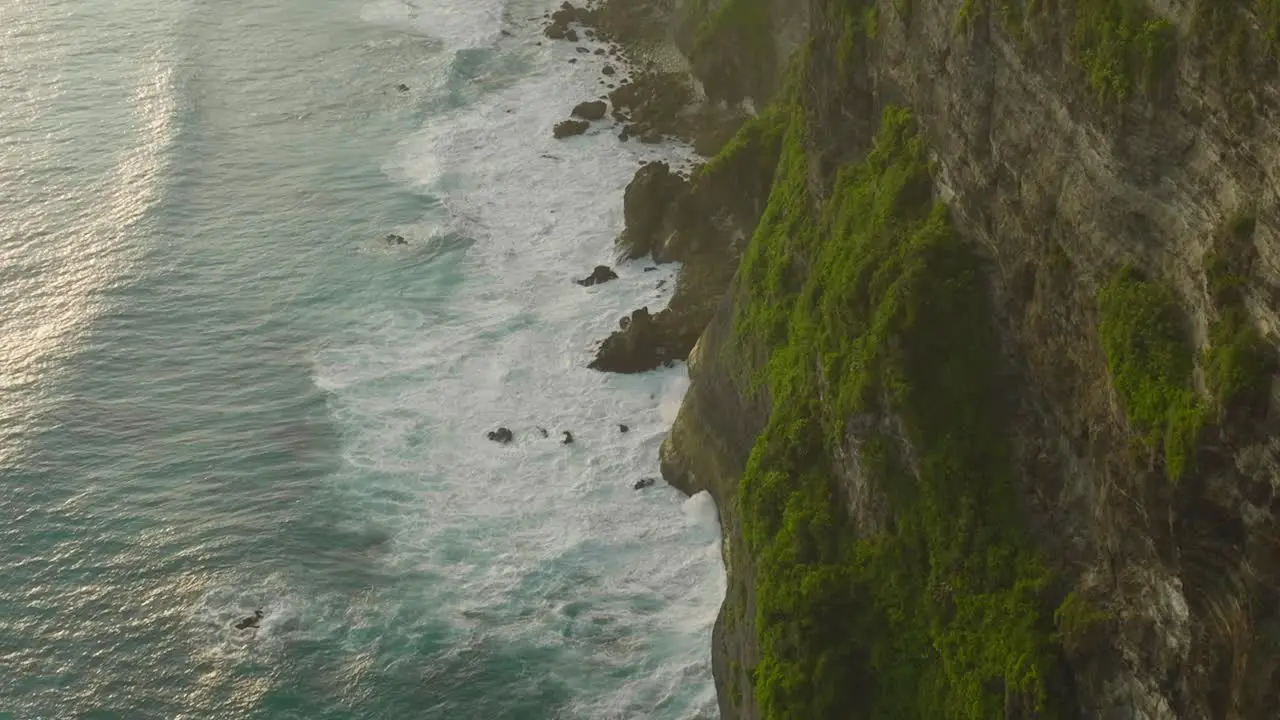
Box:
[0,0,722,717]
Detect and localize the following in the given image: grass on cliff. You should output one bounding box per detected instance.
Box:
[1203,212,1277,419]
[733,100,1063,718]
[960,0,1175,102]
[1096,267,1206,481]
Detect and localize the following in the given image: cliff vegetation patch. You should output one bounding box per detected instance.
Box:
[960,0,1175,102]
[1096,267,1205,481]
[732,92,1063,717]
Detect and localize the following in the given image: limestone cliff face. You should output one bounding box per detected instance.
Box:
[625,0,1280,717]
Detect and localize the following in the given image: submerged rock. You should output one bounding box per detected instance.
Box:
[619,424,629,433]
[385,233,408,245]
[395,83,409,92]
[571,100,608,121]
[487,427,514,444]
[576,265,618,287]
[553,119,590,139]
[633,477,656,490]
[561,431,574,445]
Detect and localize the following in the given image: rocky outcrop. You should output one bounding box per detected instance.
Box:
[571,100,608,120]
[552,119,590,138]
[576,264,619,286]
[590,0,1280,718]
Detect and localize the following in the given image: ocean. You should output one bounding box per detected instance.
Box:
[0,0,724,717]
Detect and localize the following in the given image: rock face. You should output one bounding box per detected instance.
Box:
[595,0,1280,718]
[575,265,618,286]
[552,119,589,139]
[571,100,608,120]
[617,161,687,261]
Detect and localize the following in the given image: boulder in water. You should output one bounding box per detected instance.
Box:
[385,233,407,246]
[561,431,574,445]
[571,100,608,121]
[576,265,618,287]
[234,610,263,630]
[553,119,590,139]
[487,427,514,444]
[633,477,656,490]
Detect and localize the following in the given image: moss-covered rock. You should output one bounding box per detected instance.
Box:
[731,96,1063,719]
[1096,267,1207,481]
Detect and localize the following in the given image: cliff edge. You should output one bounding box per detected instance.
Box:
[596,0,1280,717]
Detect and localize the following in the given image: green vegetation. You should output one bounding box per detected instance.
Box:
[1053,591,1110,654]
[1202,212,1276,419]
[698,103,786,182]
[1096,268,1206,481]
[733,95,1061,718]
[959,0,1175,102]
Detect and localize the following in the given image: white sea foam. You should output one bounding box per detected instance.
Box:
[311,0,726,716]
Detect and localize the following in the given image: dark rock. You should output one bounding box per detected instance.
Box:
[385,233,408,245]
[590,305,702,374]
[602,64,616,77]
[576,265,619,287]
[561,431,574,445]
[589,308,660,373]
[619,424,629,433]
[553,119,590,139]
[633,477,656,490]
[640,129,662,144]
[618,127,631,142]
[594,48,606,55]
[571,100,608,121]
[235,610,263,630]
[396,83,410,92]
[643,266,658,272]
[536,426,549,438]
[487,427,514,444]
[544,24,567,40]
[568,58,578,64]
[617,162,687,260]
[501,29,512,36]
[565,28,579,42]
[576,46,591,54]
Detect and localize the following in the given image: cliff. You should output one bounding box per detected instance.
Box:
[592,0,1280,717]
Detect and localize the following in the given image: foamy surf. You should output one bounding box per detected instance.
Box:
[309,0,725,716]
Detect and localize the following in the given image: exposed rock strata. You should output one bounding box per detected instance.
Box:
[587,0,1280,718]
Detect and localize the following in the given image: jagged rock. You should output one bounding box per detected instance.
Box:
[588,307,674,373]
[395,83,409,92]
[561,431,574,445]
[385,233,407,245]
[617,162,687,260]
[633,477,656,490]
[487,427,514,444]
[553,119,590,139]
[576,265,618,286]
[571,100,608,121]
